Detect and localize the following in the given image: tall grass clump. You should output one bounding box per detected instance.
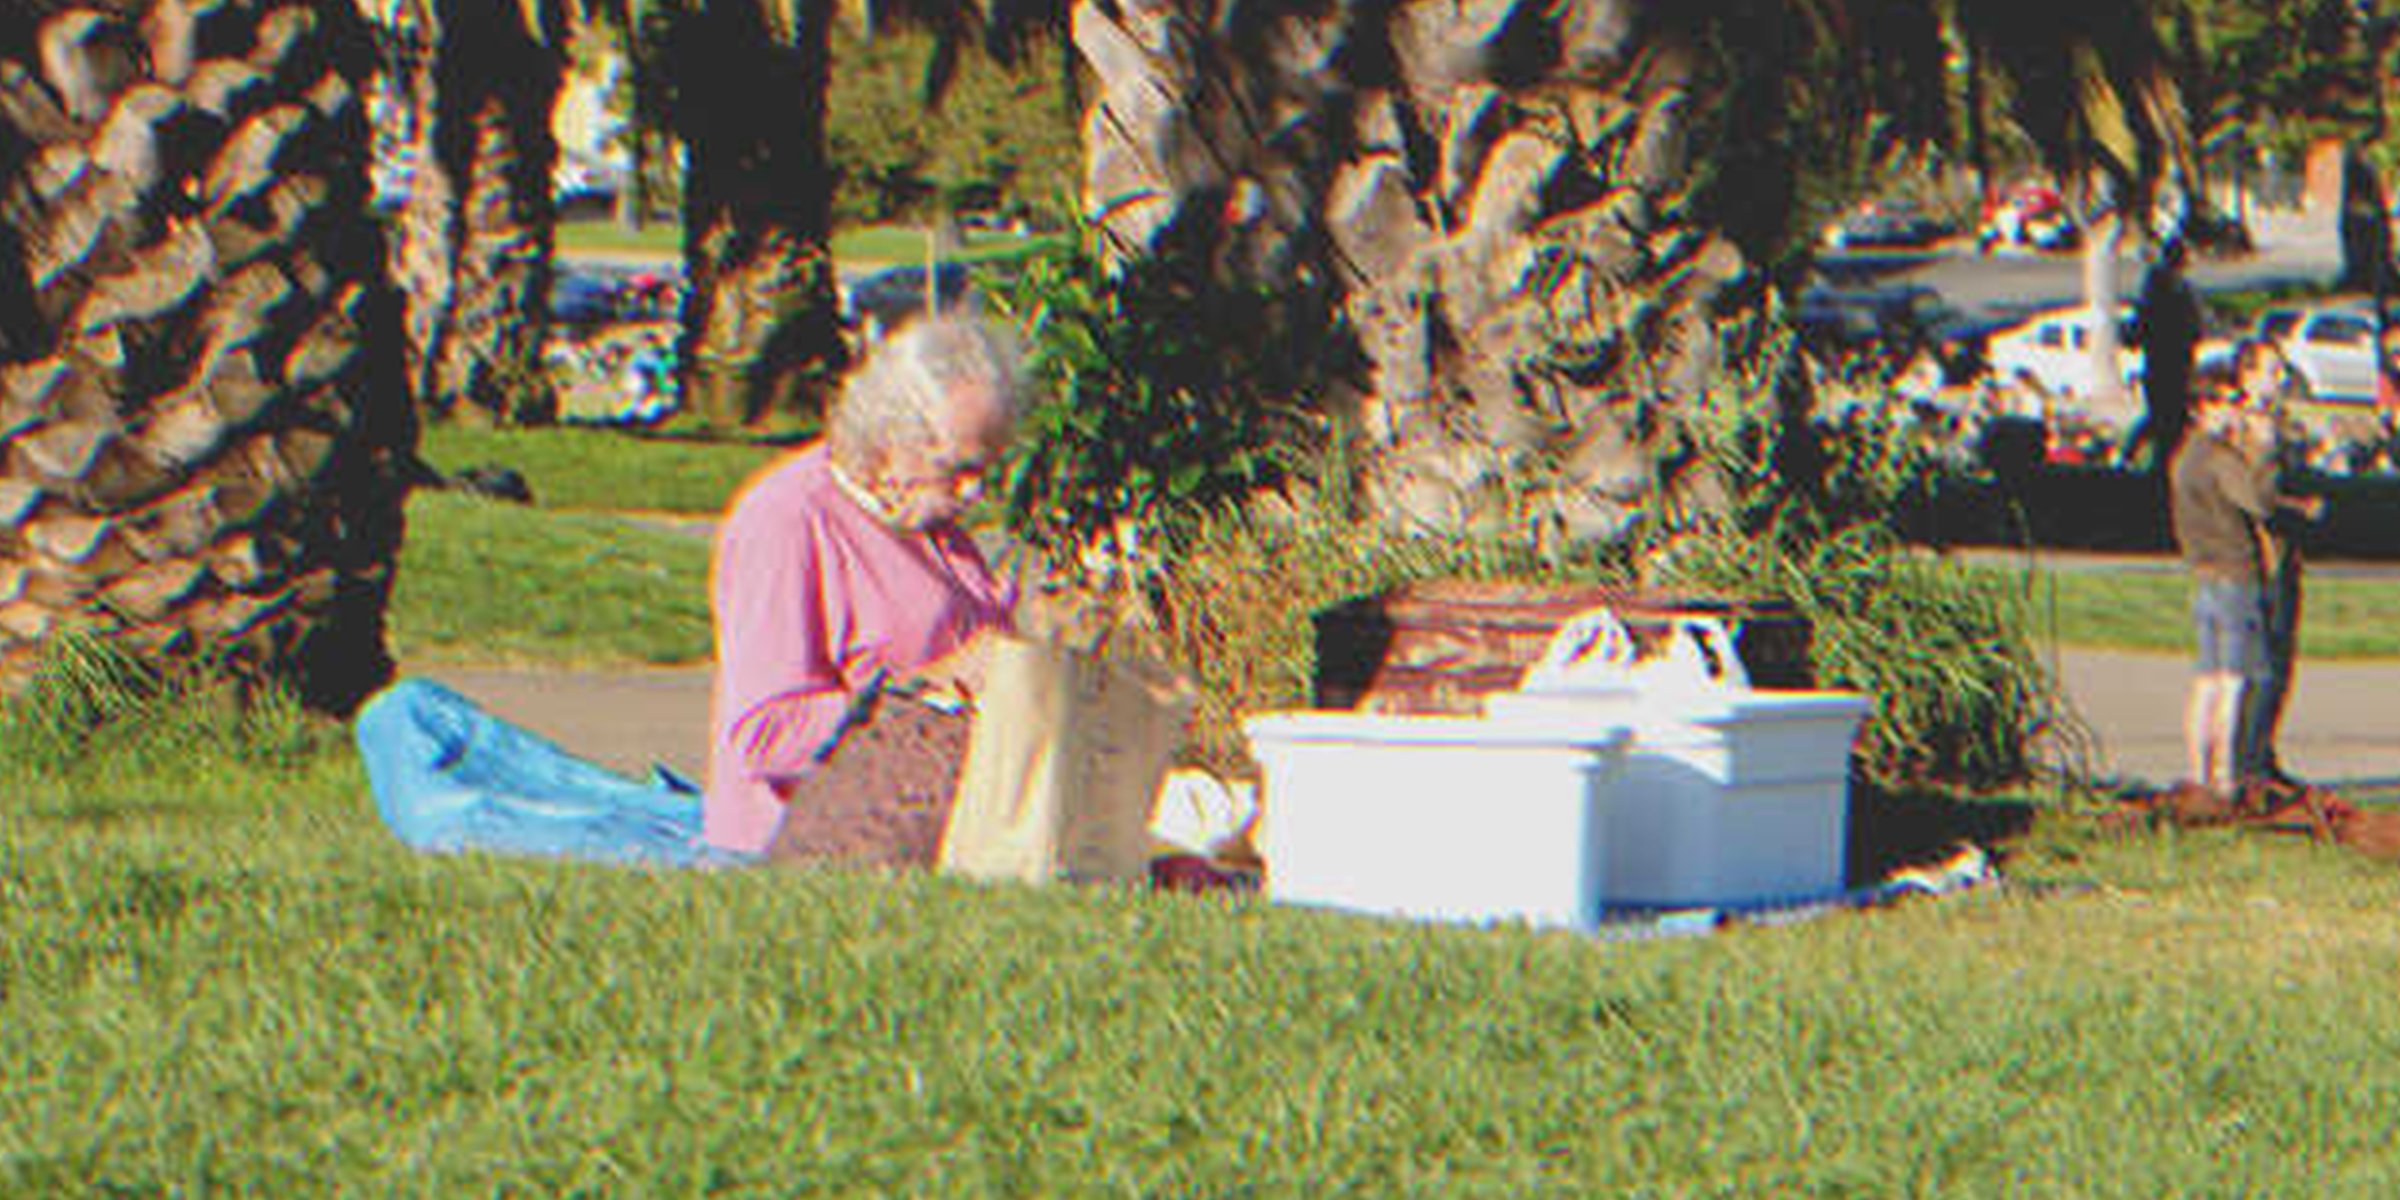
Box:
[1651,345,2085,791]
[1649,522,2078,789]
[1141,486,1590,770]
[0,632,343,792]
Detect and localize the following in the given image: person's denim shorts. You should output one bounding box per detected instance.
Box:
[2192,579,2268,678]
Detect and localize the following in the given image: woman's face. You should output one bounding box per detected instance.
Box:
[878,384,1010,531]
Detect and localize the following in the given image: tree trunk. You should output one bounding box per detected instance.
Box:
[385,0,562,426]
[387,0,454,414]
[1074,0,1757,543]
[2338,143,2395,296]
[2084,201,2128,425]
[616,125,646,231]
[0,0,415,712]
[667,0,844,431]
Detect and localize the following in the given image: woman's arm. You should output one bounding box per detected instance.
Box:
[713,508,857,792]
[727,690,858,794]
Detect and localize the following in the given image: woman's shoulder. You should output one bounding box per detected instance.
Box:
[721,443,836,537]
[735,442,832,502]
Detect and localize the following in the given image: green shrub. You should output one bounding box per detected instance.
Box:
[1002,247,2060,791]
[1649,355,2082,789]
[993,232,1343,571]
[1647,522,2082,790]
[1128,339,2071,791]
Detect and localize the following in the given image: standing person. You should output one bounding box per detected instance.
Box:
[2167,339,2281,804]
[2129,237,2202,473]
[704,315,1024,853]
[2235,343,2326,796]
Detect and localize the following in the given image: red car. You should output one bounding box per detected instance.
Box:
[1980,184,2079,252]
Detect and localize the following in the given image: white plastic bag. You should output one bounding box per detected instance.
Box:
[1149,769,1258,858]
[1635,617,1748,703]
[1519,607,1641,694]
[1519,607,1746,701]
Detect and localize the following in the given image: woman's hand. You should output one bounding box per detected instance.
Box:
[906,629,996,708]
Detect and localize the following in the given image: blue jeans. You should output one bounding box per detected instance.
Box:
[2237,559,2302,778]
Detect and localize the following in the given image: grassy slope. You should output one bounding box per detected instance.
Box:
[557,220,1060,270]
[418,424,783,516]
[396,426,770,669]
[6,747,2400,1195]
[389,492,712,669]
[1971,557,2400,658]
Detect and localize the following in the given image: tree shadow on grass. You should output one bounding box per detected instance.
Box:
[1849,783,2042,885]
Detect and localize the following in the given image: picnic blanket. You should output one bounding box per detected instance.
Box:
[355,679,754,868]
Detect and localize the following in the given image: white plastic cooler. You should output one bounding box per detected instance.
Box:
[1484,688,1869,907]
[1242,712,1629,930]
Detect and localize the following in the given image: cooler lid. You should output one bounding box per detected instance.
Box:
[1243,710,1631,750]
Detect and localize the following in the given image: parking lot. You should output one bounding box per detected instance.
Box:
[1805,206,2400,474]
[542,253,992,425]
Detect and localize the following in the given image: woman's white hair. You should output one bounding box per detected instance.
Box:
[829,314,1026,470]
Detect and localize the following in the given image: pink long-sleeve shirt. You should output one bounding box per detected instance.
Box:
[705,443,1015,851]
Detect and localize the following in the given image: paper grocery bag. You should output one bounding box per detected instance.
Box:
[938,634,1194,884]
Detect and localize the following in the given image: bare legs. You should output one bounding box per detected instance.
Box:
[2186,671,2244,797]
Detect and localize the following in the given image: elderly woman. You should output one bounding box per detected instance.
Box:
[705,315,1023,853]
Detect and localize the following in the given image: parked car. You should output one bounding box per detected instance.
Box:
[1820,199,1953,251]
[2189,304,2298,375]
[2278,306,2381,404]
[2252,306,2306,344]
[553,158,625,214]
[1979,183,2079,252]
[2179,209,2254,256]
[1795,282,1949,348]
[841,261,974,339]
[550,269,621,329]
[1983,303,2142,398]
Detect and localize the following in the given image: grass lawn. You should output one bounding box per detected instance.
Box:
[828,224,1063,269]
[15,429,2400,1191]
[401,425,1043,671]
[418,423,787,516]
[389,491,712,669]
[555,218,679,262]
[557,219,1061,271]
[1968,555,2400,658]
[7,725,2400,1194]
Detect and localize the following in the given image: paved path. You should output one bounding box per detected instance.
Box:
[419,645,2400,797]
[421,664,712,783]
[2052,648,2400,791]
